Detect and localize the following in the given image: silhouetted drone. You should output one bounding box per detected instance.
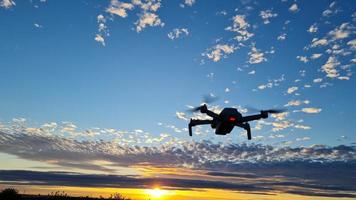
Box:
[187,96,285,140]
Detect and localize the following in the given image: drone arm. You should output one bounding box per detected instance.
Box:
[200,104,220,119]
[188,119,213,136]
[204,110,220,119]
[240,112,268,123]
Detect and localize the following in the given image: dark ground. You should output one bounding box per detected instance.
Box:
[0,188,132,200]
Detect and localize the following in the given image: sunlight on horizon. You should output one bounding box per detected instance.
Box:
[6,185,355,200]
[145,188,170,199]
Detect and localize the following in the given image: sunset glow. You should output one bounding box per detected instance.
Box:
[0,0,355,200]
[145,188,169,199]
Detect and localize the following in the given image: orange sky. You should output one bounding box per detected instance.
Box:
[3,185,354,200]
[1,154,355,200]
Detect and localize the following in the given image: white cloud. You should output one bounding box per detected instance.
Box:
[296,136,311,141]
[277,33,287,41]
[308,24,318,33]
[232,15,247,29]
[310,53,322,59]
[295,124,311,130]
[248,45,266,64]
[321,56,340,78]
[248,70,256,75]
[328,23,351,40]
[105,0,164,33]
[268,134,285,139]
[329,1,336,8]
[106,0,134,18]
[284,100,310,107]
[162,124,186,134]
[0,0,15,8]
[95,15,108,46]
[182,0,195,7]
[272,121,293,132]
[311,38,328,47]
[287,86,298,94]
[253,135,265,141]
[204,44,235,62]
[95,34,105,46]
[225,15,253,42]
[98,22,106,33]
[302,107,322,114]
[322,2,338,17]
[42,122,57,131]
[289,3,299,13]
[320,82,333,88]
[259,10,278,24]
[135,12,164,32]
[34,23,42,28]
[216,10,227,16]
[271,112,289,121]
[338,76,350,80]
[258,83,272,90]
[347,39,356,50]
[168,28,189,40]
[285,100,301,107]
[206,72,214,79]
[322,9,333,17]
[326,44,351,56]
[176,112,188,121]
[313,78,323,83]
[225,88,230,93]
[256,75,285,91]
[133,0,161,12]
[97,14,105,23]
[297,56,308,63]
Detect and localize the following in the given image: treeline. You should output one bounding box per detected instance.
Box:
[0,188,132,200]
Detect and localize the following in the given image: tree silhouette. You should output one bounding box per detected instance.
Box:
[0,188,21,200]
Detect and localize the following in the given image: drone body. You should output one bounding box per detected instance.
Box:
[188,104,282,140]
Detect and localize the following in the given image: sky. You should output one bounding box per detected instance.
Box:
[0,0,355,199]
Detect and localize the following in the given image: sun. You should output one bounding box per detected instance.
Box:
[145,188,168,199]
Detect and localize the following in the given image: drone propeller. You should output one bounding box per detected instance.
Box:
[187,94,219,113]
[187,106,203,113]
[246,106,286,114]
[262,109,286,114]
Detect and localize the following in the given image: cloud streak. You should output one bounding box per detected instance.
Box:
[0,126,354,174]
[1,164,355,198]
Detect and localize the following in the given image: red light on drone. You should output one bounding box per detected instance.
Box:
[229,117,236,122]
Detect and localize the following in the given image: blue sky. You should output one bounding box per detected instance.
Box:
[0,0,356,199]
[1,0,355,147]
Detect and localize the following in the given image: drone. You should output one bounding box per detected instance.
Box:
[187,96,285,140]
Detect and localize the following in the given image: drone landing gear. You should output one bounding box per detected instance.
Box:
[237,123,251,140]
[188,119,213,136]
